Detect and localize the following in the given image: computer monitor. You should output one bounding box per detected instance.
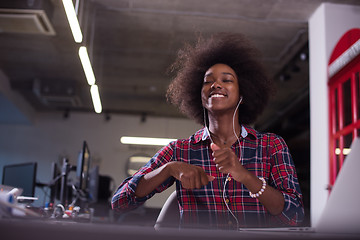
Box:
[88,165,99,203]
[2,162,37,198]
[76,141,91,193]
[50,162,61,203]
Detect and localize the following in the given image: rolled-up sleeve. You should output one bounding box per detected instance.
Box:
[269,137,305,226]
[111,175,148,211]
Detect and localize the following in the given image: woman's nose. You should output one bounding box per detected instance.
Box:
[211,81,222,89]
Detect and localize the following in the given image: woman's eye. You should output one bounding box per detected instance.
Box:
[223,79,233,82]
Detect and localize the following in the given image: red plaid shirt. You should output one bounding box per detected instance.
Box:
[112,126,304,229]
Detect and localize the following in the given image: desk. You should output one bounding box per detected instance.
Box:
[1,218,359,240]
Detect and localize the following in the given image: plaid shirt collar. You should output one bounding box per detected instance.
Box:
[194,125,257,144]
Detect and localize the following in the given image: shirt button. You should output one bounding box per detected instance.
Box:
[227,177,231,181]
[225,199,230,204]
[228,220,233,225]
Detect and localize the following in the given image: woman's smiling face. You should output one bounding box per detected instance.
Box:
[201,63,241,114]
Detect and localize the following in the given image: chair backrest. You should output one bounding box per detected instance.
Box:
[154,191,179,229]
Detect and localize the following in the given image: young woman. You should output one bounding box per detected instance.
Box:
[112,33,304,229]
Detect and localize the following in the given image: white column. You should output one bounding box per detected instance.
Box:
[309,4,329,226]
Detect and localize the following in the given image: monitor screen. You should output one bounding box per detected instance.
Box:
[88,165,99,203]
[50,162,61,202]
[2,162,37,197]
[76,141,91,192]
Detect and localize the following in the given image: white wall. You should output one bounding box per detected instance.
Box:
[0,70,35,124]
[309,3,360,226]
[0,111,200,208]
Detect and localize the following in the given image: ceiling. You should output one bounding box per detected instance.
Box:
[0,0,359,140]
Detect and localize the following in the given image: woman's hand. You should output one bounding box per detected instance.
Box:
[210,143,248,183]
[135,161,214,197]
[168,162,215,189]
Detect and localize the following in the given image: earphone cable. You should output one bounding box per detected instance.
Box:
[204,97,242,230]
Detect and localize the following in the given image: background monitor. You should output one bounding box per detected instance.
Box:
[76,141,91,193]
[88,165,99,203]
[2,162,37,198]
[50,162,61,203]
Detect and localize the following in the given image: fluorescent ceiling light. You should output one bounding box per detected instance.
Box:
[127,155,151,176]
[335,148,351,155]
[90,84,102,113]
[79,46,96,85]
[127,169,138,176]
[129,156,151,163]
[120,136,177,146]
[62,0,83,43]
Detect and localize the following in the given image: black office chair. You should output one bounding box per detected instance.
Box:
[154,191,179,229]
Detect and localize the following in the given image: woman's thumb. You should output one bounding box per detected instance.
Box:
[210,143,221,151]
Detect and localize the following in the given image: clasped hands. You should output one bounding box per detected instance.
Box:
[169,143,245,189]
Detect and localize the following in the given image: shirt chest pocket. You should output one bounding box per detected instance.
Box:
[242,157,271,178]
